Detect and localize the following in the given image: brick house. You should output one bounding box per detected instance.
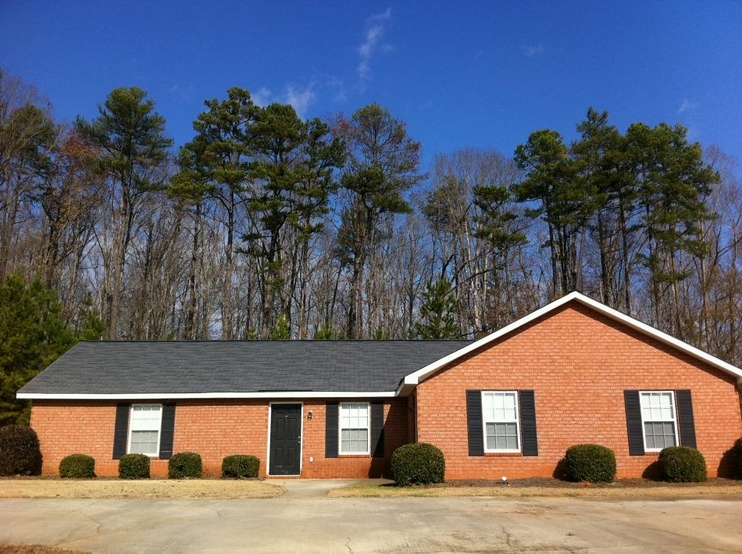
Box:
[18,292,742,479]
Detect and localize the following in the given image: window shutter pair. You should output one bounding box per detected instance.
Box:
[112,403,176,460]
[325,402,384,458]
[466,390,538,457]
[624,390,696,455]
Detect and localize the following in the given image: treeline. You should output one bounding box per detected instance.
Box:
[2,69,741,365]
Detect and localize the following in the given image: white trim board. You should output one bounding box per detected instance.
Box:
[396,291,742,395]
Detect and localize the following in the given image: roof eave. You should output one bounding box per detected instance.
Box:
[17,390,397,401]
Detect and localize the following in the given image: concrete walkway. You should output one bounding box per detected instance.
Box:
[268,478,390,498]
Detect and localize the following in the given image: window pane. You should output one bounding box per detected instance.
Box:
[130,430,159,455]
[486,421,518,451]
[341,429,368,453]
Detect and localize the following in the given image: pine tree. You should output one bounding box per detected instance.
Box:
[413,277,461,339]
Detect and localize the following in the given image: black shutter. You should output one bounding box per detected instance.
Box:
[519,390,538,456]
[466,390,484,456]
[371,403,384,457]
[624,390,645,455]
[159,403,176,459]
[326,402,339,458]
[113,404,130,459]
[676,390,697,448]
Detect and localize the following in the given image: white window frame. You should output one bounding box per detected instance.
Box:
[482,391,521,454]
[127,403,163,457]
[639,391,678,453]
[339,402,370,455]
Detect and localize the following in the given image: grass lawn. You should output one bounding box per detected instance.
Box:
[0,478,285,499]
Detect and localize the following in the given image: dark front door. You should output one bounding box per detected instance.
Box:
[269,403,302,475]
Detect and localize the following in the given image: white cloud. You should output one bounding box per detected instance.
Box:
[678,98,698,114]
[250,84,317,117]
[522,44,544,57]
[358,8,392,85]
[252,87,273,107]
[284,85,316,117]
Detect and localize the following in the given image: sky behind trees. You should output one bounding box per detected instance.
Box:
[1,1,740,170]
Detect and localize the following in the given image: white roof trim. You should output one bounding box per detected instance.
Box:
[17,391,396,401]
[398,291,742,392]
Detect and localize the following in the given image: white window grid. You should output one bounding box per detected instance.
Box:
[482,391,521,453]
[639,391,678,452]
[127,404,163,457]
[339,402,370,455]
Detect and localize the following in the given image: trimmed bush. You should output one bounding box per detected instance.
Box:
[564,444,616,483]
[732,438,742,479]
[0,424,42,476]
[168,451,202,479]
[222,455,260,479]
[658,446,707,482]
[59,454,96,478]
[119,453,151,479]
[391,443,445,486]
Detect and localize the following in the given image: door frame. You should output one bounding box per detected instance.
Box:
[266,402,303,476]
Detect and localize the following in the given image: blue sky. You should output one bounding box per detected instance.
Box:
[2,1,740,172]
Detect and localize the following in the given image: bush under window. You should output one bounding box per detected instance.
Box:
[391,443,445,486]
[119,453,151,479]
[0,424,42,476]
[168,451,202,479]
[564,444,616,483]
[59,454,96,479]
[658,446,707,483]
[222,455,260,479]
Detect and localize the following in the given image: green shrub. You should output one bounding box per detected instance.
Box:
[391,443,445,486]
[119,453,150,479]
[732,438,742,479]
[564,444,616,483]
[168,451,202,479]
[0,424,42,476]
[658,446,707,482]
[59,454,95,479]
[222,455,260,479]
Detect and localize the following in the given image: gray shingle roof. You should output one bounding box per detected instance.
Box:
[18,340,473,397]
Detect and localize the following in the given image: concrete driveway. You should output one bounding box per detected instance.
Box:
[1,480,741,553]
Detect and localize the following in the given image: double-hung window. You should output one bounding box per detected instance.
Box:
[128,404,163,456]
[640,391,677,451]
[339,402,370,455]
[482,391,520,453]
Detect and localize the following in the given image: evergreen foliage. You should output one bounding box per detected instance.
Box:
[0,424,42,476]
[0,274,76,424]
[118,453,151,479]
[658,446,707,482]
[563,444,616,483]
[412,276,460,339]
[59,454,95,478]
[391,443,445,486]
[168,452,203,479]
[221,455,260,478]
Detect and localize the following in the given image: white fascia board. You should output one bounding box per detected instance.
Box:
[16,391,396,401]
[401,291,742,387]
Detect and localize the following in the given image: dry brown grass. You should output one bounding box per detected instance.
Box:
[0,546,91,554]
[328,477,742,499]
[0,478,285,499]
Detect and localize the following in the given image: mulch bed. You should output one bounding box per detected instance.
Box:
[432,477,742,488]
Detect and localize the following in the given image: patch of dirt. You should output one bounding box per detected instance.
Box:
[0,477,285,499]
[329,477,742,498]
[0,546,91,554]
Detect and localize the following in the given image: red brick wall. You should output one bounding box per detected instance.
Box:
[30,398,409,478]
[416,302,742,479]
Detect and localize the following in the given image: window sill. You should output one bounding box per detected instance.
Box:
[338,453,371,458]
[483,451,523,457]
